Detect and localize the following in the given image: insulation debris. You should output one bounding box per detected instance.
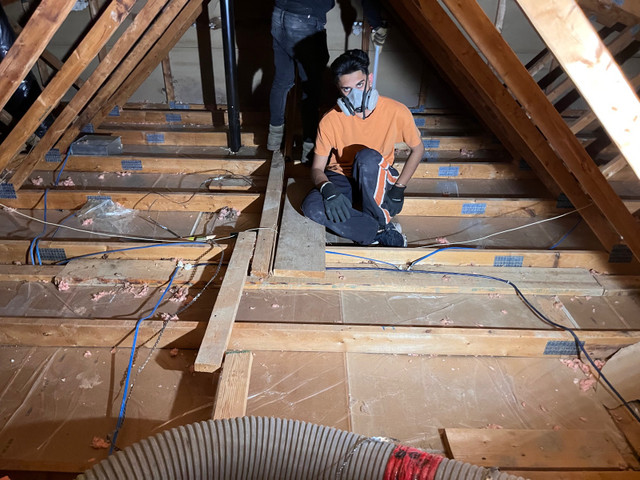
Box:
[122,282,149,298]
[560,357,605,392]
[59,177,75,187]
[90,437,110,449]
[170,348,179,357]
[30,176,44,186]
[91,290,113,302]
[57,279,70,291]
[217,206,240,220]
[81,218,94,226]
[159,312,179,322]
[169,286,189,303]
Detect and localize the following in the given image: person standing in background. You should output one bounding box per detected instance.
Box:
[267,0,387,163]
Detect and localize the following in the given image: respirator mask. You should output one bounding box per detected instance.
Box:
[337,75,379,117]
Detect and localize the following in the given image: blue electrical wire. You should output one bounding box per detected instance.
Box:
[549,219,582,250]
[28,189,48,265]
[53,148,72,187]
[29,148,72,265]
[409,246,478,269]
[109,265,182,454]
[326,264,640,424]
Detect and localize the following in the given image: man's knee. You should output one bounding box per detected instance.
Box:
[353,148,383,177]
[302,192,326,224]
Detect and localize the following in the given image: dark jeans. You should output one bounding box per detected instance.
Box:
[269,7,329,143]
[301,148,400,245]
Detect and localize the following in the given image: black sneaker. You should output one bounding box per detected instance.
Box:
[371,222,407,247]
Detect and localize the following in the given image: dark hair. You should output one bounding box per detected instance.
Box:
[330,49,369,84]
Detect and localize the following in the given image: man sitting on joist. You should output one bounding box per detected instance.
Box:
[302,49,424,247]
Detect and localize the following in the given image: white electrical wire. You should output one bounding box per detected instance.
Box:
[0,202,277,243]
[416,203,594,249]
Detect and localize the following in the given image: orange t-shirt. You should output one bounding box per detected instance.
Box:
[315,96,421,177]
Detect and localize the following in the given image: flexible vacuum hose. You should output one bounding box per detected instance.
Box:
[77,416,525,480]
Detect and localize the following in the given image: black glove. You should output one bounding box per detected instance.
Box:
[320,182,352,223]
[382,183,405,217]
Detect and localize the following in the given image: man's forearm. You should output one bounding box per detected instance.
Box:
[311,153,330,188]
[312,168,329,188]
[396,142,424,186]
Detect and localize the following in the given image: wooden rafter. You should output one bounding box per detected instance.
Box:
[55,0,204,153]
[88,0,109,62]
[0,0,77,111]
[0,0,137,171]
[8,0,174,190]
[389,0,623,258]
[436,0,640,264]
[161,56,176,102]
[515,0,640,180]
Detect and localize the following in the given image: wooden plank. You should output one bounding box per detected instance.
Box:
[161,56,176,102]
[0,0,77,112]
[0,190,262,212]
[30,155,267,175]
[194,231,256,373]
[2,318,638,357]
[390,0,623,258]
[439,0,640,262]
[398,197,640,218]
[600,154,628,179]
[0,0,137,170]
[251,151,284,277]
[94,128,256,147]
[272,179,325,278]
[98,109,266,127]
[595,275,640,295]
[227,324,640,357]
[326,247,640,275]
[0,239,227,264]
[55,0,204,153]
[99,109,219,126]
[516,0,640,180]
[596,342,640,408]
[212,350,253,419]
[444,428,626,469]
[9,0,174,191]
[545,25,638,105]
[248,266,605,297]
[0,264,63,282]
[54,259,226,287]
[88,0,109,62]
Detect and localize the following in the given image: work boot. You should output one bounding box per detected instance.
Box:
[301,141,314,164]
[267,124,284,151]
[371,222,407,247]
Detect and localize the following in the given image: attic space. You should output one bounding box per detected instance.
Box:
[0,0,639,478]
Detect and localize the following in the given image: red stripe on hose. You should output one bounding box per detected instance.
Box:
[383,445,444,480]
